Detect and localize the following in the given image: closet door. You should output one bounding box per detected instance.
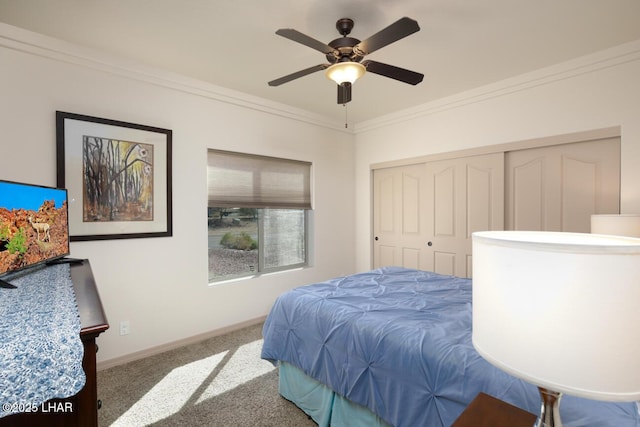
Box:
[505,138,620,232]
[373,153,503,276]
[372,164,427,269]
[424,153,504,278]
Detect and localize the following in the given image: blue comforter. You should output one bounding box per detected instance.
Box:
[261,267,640,427]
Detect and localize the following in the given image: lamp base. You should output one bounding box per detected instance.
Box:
[535,387,562,427]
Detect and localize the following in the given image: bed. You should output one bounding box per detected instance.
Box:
[261,266,640,427]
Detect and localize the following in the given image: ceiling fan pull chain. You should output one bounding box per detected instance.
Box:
[344,103,348,128]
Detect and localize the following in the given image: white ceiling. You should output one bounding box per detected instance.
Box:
[1,0,640,125]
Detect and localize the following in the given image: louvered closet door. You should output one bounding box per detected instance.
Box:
[424,153,504,278]
[373,164,427,269]
[505,137,620,232]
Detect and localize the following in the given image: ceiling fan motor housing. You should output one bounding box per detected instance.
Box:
[327,37,363,63]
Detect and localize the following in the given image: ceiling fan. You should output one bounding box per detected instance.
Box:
[268,17,424,104]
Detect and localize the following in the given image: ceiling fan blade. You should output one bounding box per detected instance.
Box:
[268,64,329,86]
[355,17,420,55]
[362,60,424,85]
[337,83,352,104]
[276,29,338,55]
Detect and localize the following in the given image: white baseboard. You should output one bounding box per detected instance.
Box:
[96,316,267,371]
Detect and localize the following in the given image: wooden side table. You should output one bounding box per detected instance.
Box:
[452,392,537,427]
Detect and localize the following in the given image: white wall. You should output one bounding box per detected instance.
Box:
[5,22,640,366]
[353,40,640,271]
[0,24,356,365]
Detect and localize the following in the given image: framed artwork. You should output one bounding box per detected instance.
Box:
[56,111,172,241]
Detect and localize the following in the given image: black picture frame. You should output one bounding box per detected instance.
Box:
[56,111,172,241]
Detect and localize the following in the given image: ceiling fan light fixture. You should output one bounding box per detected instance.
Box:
[325,62,366,85]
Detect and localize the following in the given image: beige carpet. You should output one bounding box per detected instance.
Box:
[97,322,317,426]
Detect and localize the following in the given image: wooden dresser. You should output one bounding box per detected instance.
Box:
[0,260,109,427]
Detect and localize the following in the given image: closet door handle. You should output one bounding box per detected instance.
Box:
[374,236,379,241]
[427,241,433,246]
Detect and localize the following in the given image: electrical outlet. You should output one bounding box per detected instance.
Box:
[119,320,130,336]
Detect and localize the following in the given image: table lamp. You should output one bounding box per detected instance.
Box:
[591,214,640,237]
[472,230,640,427]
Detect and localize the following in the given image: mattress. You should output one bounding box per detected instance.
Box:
[261,267,640,426]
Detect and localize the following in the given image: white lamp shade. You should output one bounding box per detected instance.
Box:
[591,214,640,237]
[325,62,366,85]
[472,230,640,401]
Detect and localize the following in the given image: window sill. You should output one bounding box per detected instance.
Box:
[207,266,306,287]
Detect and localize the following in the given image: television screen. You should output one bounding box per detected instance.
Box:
[0,180,70,287]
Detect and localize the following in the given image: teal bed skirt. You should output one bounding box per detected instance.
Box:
[279,361,392,427]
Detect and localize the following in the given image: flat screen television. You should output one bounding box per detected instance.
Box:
[0,179,71,288]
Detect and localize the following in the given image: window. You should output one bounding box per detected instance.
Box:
[207,150,311,282]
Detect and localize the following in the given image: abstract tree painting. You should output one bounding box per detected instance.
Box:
[82,136,154,222]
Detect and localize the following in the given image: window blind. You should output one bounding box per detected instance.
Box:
[207,149,312,209]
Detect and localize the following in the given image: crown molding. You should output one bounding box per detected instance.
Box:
[0,23,350,133]
[3,23,638,136]
[353,39,640,133]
